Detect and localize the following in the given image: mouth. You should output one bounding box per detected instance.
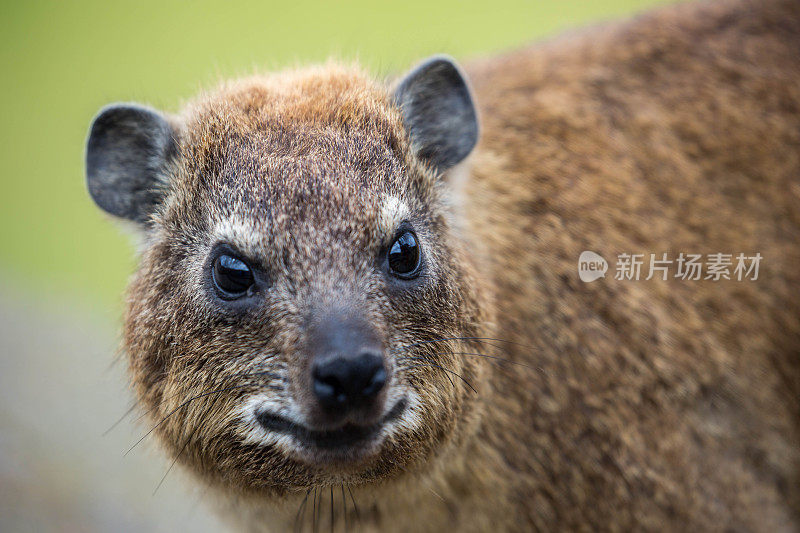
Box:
[255,398,407,451]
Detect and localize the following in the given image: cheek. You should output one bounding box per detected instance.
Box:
[399,365,463,457]
[385,267,487,451]
[124,287,173,406]
[407,349,486,459]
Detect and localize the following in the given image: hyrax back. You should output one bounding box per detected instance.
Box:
[85,0,800,531]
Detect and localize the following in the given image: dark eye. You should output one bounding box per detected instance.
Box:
[212,253,255,297]
[387,230,421,278]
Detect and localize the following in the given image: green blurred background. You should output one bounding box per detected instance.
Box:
[0,1,664,531]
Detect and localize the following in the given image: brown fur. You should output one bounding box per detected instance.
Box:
[120,0,799,530]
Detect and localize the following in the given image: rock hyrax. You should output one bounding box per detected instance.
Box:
[86,0,800,530]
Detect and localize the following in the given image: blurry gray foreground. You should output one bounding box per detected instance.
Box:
[0,286,224,532]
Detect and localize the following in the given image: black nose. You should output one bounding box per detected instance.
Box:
[312,351,386,412]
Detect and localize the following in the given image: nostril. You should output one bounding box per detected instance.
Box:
[312,375,346,407]
[351,351,387,400]
[312,351,386,411]
[361,365,386,397]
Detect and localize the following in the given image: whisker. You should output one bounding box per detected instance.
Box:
[392,336,544,377]
[428,487,446,502]
[103,357,286,440]
[399,358,477,393]
[313,488,319,533]
[124,382,252,457]
[398,355,454,388]
[294,489,312,533]
[102,401,138,436]
[392,336,536,353]
[341,484,347,532]
[393,334,544,375]
[152,385,225,496]
[153,424,196,495]
[347,486,360,524]
[316,486,322,533]
[125,367,283,436]
[438,351,542,372]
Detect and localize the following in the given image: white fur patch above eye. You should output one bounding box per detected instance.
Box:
[212,218,262,252]
[379,195,409,236]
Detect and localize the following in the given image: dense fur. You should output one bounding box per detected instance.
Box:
[96,0,800,530]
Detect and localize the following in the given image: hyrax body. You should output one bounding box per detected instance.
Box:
[86,0,800,530]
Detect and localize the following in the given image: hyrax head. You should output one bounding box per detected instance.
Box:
[86,57,490,492]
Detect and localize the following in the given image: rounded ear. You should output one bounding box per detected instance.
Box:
[393,56,479,174]
[85,103,178,224]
